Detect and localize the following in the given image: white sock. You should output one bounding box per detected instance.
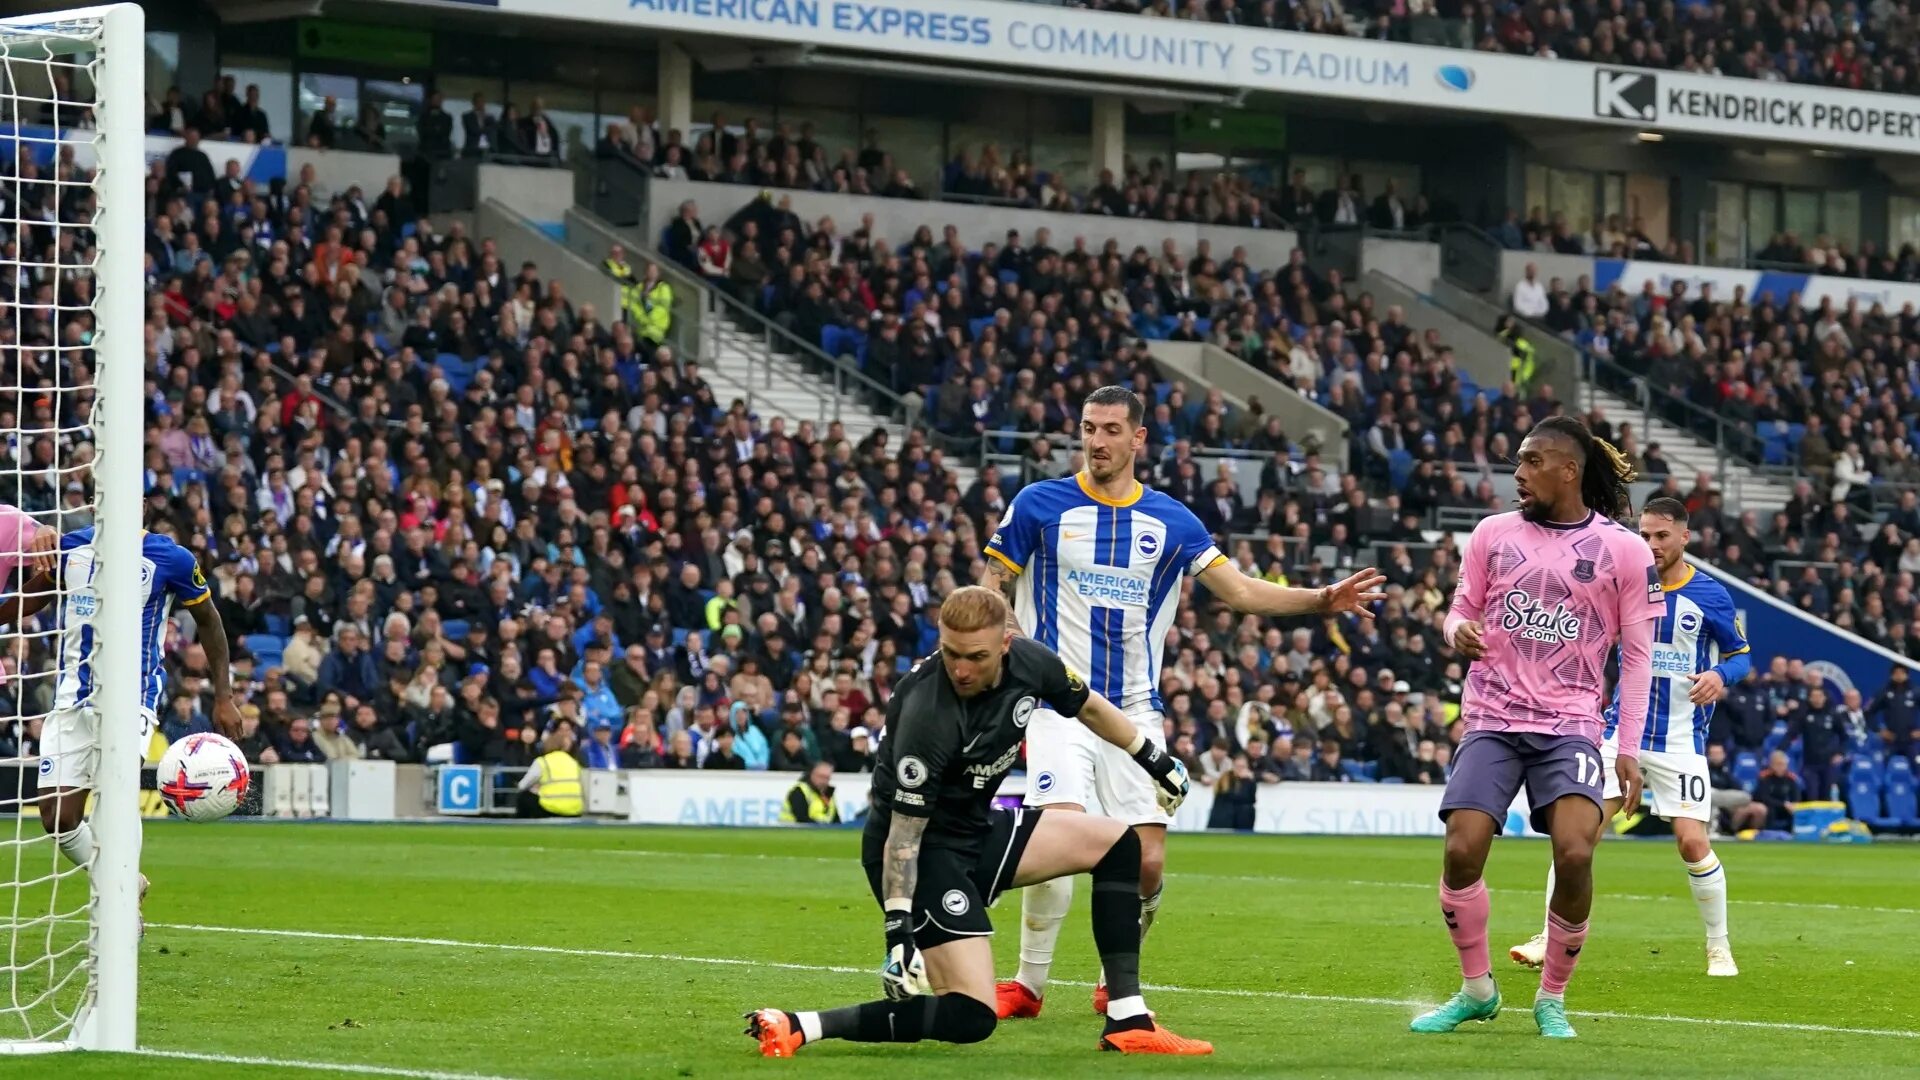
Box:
[795,1011,822,1044]
[1535,987,1564,1003]
[1139,886,1163,944]
[55,821,94,870]
[1016,875,1073,996]
[1463,974,1497,1001]
[1106,994,1148,1021]
[1541,861,1556,937]
[1686,851,1729,945]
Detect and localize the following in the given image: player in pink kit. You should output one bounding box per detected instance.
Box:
[0,503,56,587]
[1411,416,1661,1040]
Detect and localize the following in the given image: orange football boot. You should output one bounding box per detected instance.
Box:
[1099,1020,1214,1055]
[743,1009,804,1058]
[995,979,1044,1019]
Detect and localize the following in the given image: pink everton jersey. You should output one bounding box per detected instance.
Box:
[1449,510,1664,747]
[0,504,37,586]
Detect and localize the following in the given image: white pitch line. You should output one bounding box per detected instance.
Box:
[133,1047,526,1080]
[548,848,1920,917]
[148,922,1920,1041]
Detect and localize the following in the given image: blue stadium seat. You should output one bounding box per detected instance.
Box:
[442,620,470,641]
[1762,721,1790,754]
[1340,759,1367,780]
[1885,770,1920,830]
[967,316,994,341]
[1387,449,1415,491]
[242,633,286,657]
[263,613,291,637]
[1733,751,1760,792]
[997,269,1020,285]
[821,325,864,360]
[1849,727,1875,756]
[1849,774,1884,824]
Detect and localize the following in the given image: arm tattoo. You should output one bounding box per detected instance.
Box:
[981,560,1021,633]
[880,814,927,902]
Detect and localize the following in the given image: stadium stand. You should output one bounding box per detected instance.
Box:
[0,39,1911,825]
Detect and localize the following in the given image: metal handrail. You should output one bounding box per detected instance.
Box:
[567,205,970,453]
[1575,348,1761,466]
[1431,230,1772,481]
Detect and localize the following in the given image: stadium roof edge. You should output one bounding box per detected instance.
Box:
[336,0,1920,159]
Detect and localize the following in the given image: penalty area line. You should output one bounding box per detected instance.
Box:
[133,1047,526,1080]
[150,922,1920,1041]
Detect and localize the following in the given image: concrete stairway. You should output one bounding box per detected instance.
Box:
[557,207,975,492]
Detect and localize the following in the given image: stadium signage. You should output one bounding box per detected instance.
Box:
[1596,66,1920,144]
[1593,257,1920,314]
[477,0,1920,154]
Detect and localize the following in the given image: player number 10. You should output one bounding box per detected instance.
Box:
[1573,751,1601,789]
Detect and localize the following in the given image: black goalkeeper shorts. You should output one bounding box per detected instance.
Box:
[862,806,1043,949]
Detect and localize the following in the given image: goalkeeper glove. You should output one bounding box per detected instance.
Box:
[881,900,927,1001]
[1129,738,1191,815]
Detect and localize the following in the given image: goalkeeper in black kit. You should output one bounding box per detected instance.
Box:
[744,587,1213,1056]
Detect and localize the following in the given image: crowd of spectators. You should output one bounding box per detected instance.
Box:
[0,68,1911,829]
[1510,258,1920,667]
[596,99,1455,233]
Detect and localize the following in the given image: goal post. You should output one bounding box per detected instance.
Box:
[0,2,144,1055]
[86,0,147,1055]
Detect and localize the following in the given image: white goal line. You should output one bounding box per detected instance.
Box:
[148,922,1920,1042]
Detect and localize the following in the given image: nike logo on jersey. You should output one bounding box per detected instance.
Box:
[1063,530,1088,540]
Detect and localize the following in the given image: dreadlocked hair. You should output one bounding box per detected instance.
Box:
[1535,416,1637,521]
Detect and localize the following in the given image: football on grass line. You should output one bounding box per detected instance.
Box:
[156,733,250,822]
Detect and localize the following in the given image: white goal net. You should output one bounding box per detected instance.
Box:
[0,3,144,1055]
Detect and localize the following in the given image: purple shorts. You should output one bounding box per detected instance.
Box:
[1439,730,1605,835]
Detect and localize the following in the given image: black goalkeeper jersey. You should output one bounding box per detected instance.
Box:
[869,636,1091,849]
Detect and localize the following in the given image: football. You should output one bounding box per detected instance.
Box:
[156,733,250,822]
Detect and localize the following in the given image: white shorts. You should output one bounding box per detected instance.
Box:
[1022,704,1169,827]
[1601,736,1710,823]
[38,707,157,791]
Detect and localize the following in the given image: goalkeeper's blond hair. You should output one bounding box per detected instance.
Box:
[939,586,1008,634]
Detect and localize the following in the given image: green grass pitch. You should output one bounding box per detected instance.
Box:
[0,822,1914,1079]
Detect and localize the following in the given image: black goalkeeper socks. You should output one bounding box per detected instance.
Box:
[1102,1013,1154,1035]
[810,993,996,1044]
[1090,828,1145,1005]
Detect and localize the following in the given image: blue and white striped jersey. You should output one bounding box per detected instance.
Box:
[984,474,1224,712]
[53,528,211,714]
[1604,564,1751,755]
